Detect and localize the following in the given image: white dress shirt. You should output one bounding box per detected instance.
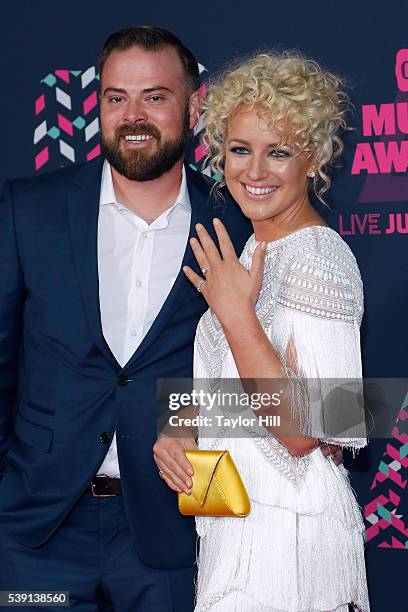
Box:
[96,161,191,477]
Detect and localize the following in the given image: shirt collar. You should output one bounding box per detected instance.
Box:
[99,160,191,218]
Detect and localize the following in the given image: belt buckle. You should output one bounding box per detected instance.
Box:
[90,477,117,498]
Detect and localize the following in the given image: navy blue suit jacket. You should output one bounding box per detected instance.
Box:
[0,158,251,569]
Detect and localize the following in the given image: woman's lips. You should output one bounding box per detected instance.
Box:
[240,182,280,199]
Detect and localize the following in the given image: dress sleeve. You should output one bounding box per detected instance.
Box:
[269,243,367,452]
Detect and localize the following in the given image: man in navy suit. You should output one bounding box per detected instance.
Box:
[0,26,340,611]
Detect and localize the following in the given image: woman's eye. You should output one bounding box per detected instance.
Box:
[269,149,291,159]
[230,146,249,155]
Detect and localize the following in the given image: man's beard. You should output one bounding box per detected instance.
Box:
[100,110,190,181]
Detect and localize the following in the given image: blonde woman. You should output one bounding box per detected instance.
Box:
[155,52,370,611]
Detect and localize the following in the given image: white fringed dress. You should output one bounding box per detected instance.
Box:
[193,227,370,612]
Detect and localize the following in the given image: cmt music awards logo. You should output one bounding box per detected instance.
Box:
[339,49,408,237]
[32,64,208,174]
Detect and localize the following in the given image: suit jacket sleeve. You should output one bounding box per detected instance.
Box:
[0,179,25,478]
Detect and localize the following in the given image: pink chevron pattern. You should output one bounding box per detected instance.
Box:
[33,67,101,171]
[83,91,97,116]
[190,76,213,176]
[54,70,70,84]
[195,143,208,163]
[87,143,101,161]
[57,113,73,136]
[35,146,49,171]
[35,94,45,115]
[364,400,408,548]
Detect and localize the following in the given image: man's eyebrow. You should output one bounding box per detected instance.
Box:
[102,87,127,96]
[102,86,174,96]
[142,86,173,94]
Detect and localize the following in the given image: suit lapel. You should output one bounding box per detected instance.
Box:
[122,166,212,373]
[67,159,119,369]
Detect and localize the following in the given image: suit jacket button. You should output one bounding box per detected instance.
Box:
[100,432,111,444]
[117,374,128,386]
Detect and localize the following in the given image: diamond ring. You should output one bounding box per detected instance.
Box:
[196,279,207,293]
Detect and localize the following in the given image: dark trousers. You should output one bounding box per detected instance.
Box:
[0,491,196,611]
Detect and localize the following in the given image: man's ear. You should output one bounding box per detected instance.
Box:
[188,90,203,130]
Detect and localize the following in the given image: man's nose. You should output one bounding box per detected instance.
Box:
[123,100,148,124]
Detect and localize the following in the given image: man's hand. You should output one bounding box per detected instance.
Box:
[153,434,197,494]
[319,442,343,466]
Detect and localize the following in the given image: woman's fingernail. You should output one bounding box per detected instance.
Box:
[187,468,193,476]
[213,218,220,225]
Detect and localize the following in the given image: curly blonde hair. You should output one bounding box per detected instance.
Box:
[203,51,350,203]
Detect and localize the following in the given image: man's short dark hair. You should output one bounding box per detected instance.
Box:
[99,26,200,93]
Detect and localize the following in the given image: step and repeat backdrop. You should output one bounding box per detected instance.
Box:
[1,1,406,609]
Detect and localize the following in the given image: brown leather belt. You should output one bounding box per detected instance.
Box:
[88,476,122,497]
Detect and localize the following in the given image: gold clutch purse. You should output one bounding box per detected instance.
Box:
[178,450,251,517]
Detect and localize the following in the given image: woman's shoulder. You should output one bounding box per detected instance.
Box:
[242,226,360,270]
[277,226,362,283]
[275,226,364,324]
[282,225,357,262]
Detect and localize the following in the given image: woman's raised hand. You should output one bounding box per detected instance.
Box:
[183,219,266,327]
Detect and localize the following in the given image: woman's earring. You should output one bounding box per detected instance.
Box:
[308,171,316,178]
